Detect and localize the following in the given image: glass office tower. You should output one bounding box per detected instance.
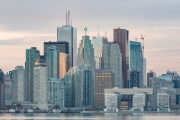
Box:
[91,36,108,69]
[57,26,77,67]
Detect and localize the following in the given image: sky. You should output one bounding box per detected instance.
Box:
[0,0,180,76]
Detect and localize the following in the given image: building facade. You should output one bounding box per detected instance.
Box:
[0,69,4,83]
[127,70,142,88]
[104,92,121,112]
[91,36,108,69]
[59,53,70,79]
[157,92,170,112]
[147,70,156,87]
[25,47,40,102]
[12,66,25,104]
[48,78,61,106]
[99,43,123,88]
[33,58,48,110]
[113,28,129,88]
[46,46,59,78]
[95,69,114,109]
[132,93,146,111]
[0,82,5,109]
[57,26,77,67]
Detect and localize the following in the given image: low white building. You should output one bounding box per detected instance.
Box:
[48,78,61,106]
[157,92,170,112]
[132,93,146,111]
[104,92,121,112]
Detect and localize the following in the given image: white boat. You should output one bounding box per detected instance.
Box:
[27,109,34,113]
[53,109,61,113]
[9,109,15,113]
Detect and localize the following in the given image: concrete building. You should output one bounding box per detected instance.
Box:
[25,47,40,102]
[95,69,114,110]
[99,43,123,88]
[157,92,170,112]
[0,82,5,109]
[46,46,59,78]
[57,25,77,67]
[147,70,156,87]
[104,92,121,112]
[91,36,108,69]
[12,66,25,104]
[48,78,61,106]
[113,28,129,88]
[59,53,70,79]
[132,93,146,111]
[33,58,48,110]
[127,70,142,88]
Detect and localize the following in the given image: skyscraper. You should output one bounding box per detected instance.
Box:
[33,57,48,110]
[91,36,108,69]
[127,70,142,88]
[25,47,40,102]
[57,26,77,67]
[59,53,70,79]
[76,35,95,69]
[12,66,25,103]
[99,43,123,88]
[46,46,58,78]
[113,28,129,88]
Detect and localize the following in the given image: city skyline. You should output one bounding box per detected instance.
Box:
[1,0,180,75]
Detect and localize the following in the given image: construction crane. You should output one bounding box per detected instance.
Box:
[141,24,153,55]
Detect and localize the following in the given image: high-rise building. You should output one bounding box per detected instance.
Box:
[25,47,40,102]
[48,78,61,106]
[91,36,108,69]
[57,26,77,67]
[62,65,95,109]
[76,35,95,69]
[0,81,5,109]
[12,66,25,103]
[130,41,144,86]
[59,53,70,79]
[127,70,142,88]
[0,69,4,83]
[95,69,114,109]
[46,46,58,78]
[99,43,123,88]
[147,70,156,87]
[113,28,129,88]
[33,58,48,110]
[44,41,69,56]
[132,93,146,111]
[143,58,146,86]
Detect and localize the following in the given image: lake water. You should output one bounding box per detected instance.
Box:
[0,113,180,120]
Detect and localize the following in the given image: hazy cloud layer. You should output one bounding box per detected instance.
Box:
[1,0,180,75]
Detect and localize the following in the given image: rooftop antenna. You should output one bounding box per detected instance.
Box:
[98,23,99,36]
[68,10,70,26]
[66,10,67,26]
[71,18,72,26]
[84,27,87,36]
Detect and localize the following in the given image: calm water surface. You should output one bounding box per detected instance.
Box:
[0,113,180,120]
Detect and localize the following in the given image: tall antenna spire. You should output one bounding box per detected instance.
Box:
[68,10,70,26]
[98,23,99,36]
[66,10,67,26]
